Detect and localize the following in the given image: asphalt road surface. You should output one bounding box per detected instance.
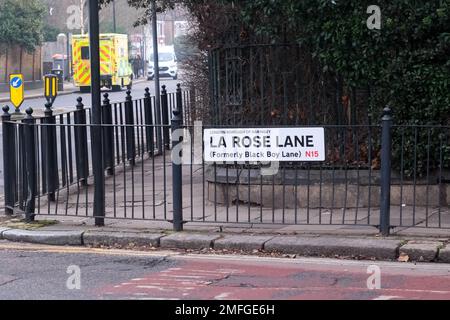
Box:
[0,241,450,300]
[21,78,180,111]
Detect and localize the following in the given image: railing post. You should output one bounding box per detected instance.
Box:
[144,88,154,155]
[23,108,37,222]
[380,106,393,236]
[172,84,184,231]
[2,106,16,215]
[102,93,114,175]
[176,83,184,125]
[43,102,59,201]
[161,85,170,149]
[74,97,89,186]
[125,90,136,166]
[189,86,196,123]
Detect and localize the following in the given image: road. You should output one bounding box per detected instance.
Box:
[20,78,180,111]
[0,78,180,193]
[0,241,449,300]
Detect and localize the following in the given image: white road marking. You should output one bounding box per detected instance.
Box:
[214,292,231,300]
[373,295,401,300]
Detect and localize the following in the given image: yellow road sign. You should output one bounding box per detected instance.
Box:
[44,74,58,104]
[9,74,24,109]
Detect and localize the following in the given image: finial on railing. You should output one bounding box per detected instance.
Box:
[25,107,34,119]
[2,105,10,115]
[76,97,84,110]
[126,89,132,102]
[144,87,150,98]
[45,102,53,116]
[103,92,110,105]
[382,105,393,121]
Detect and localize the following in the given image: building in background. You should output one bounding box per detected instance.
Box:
[144,5,190,58]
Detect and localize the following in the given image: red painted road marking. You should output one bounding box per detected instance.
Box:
[95,258,450,300]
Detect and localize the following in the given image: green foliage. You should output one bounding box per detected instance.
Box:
[220,0,450,176]
[226,0,450,124]
[42,24,60,42]
[0,0,46,52]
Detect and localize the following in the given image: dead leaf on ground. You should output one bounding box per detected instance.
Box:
[398,253,409,262]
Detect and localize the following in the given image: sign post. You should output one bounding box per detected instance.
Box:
[44,74,58,105]
[9,74,24,114]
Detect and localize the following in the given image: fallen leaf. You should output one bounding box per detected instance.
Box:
[398,253,409,262]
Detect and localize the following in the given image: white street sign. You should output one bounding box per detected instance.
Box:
[204,127,325,162]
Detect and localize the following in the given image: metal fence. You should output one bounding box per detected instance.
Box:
[2,89,449,235]
[1,86,191,223]
[208,44,371,127]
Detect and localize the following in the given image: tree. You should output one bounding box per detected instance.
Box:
[0,0,46,52]
[43,24,61,42]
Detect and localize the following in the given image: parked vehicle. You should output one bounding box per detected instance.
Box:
[147,46,178,81]
[72,33,133,92]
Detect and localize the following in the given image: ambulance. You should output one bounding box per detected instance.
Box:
[71,33,133,92]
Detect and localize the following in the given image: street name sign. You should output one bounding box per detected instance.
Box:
[44,74,58,104]
[9,74,24,109]
[204,127,326,162]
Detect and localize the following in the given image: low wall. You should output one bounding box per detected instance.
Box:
[206,166,449,208]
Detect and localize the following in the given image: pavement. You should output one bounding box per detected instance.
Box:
[0,81,78,103]
[0,215,449,264]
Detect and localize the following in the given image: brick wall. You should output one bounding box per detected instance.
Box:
[0,45,43,92]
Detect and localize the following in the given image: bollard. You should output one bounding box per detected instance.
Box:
[125,90,136,166]
[74,97,89,186]
[1,106,16,215]
[161,85,170,149]
[23,108,37,222]
[144,88,155,155]
[172,84,184,232]
[102,93,114,175]
[380,106,393,236]
[43,102,59,201]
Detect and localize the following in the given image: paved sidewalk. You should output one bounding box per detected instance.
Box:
[5,145,447,263]
[0,214,449,263]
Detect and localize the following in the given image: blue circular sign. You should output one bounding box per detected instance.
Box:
[10,77,22,88]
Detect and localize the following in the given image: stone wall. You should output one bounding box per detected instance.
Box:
[206,167,449,208]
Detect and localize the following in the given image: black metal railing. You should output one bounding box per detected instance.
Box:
[1,86,190,222]
[2,89,449,235]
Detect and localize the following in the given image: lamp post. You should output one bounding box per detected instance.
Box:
[151,0,162,153]
[112,0,117,33]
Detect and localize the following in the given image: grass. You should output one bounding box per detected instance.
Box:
[0,218,58,230]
